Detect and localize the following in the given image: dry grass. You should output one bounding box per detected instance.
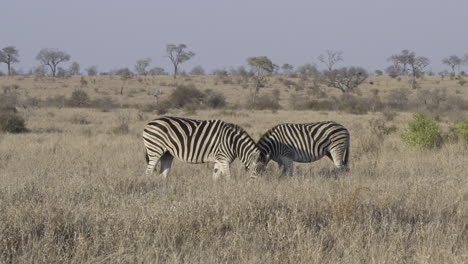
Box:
[0,75,467,263]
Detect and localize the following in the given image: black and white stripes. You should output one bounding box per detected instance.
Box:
[257,121,350,176]
[142,116,261,179]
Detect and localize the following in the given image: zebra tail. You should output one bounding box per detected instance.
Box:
[343,140,350,169]
[145,151,149,164]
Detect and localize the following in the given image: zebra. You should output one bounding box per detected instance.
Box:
[142,116,262,179]
[257,121,350,176]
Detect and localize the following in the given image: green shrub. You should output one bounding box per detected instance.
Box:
[0,112,28,133]
[401,111,442,148]
[448,120,468,143]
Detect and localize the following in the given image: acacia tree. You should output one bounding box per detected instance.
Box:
[387,50,429,89]
[0,46,20,76]
[135,58,151,75]
[165,44,195,79]
[442,55,462,76]
[321,66,368,93]
[318,50,343,71]
[247,56,274,100]
[36,48,70,77]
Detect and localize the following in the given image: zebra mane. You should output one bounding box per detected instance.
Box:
[226,122,257,143]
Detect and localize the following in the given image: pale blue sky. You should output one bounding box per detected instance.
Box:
[1,0,467,73]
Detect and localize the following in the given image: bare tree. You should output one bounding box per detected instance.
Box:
[69,62,81,75]
[165,44,195,79]
[442,55,462,76]
[0,46,20,76]
[247,56,274,100]
[318,50,343,71]
[321,66,368,93]
[36,48,70,77]
[135,58,151,75]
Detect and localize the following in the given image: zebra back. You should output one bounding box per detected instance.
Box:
[143,116,260,168]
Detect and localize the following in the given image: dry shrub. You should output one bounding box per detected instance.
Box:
[112,112,130,134]
[67,89,90,107]
[337,94,368,115]
[247,94,281,111]
[70,114,90,125]
[0,112,27,133]
[385,88,410,110]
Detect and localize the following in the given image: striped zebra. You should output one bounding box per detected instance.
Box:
[257,121,350,176]
[142,116,261,179]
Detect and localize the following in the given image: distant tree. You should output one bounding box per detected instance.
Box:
[0,46,20,76]
[442,55,462,76]
[165,44,195,79]
[281,63,294,75]
[33,65,48,76]
[69,62,81,75]
[189,65,205,75]
[148,67,167,75]
[387,49,412,75]
[36,48,70,77]
[374,69,383,76]
[114,68,133,95]
[56,67,68,78]
[135,58,151,75]
[385,65,400,78]
[408,54,430,89]
[247,56,274,100]
[296,63,318,78]
[387,50,429,89]
[321,66,368,93]
[318,50,343,71]
[85,66,98,76]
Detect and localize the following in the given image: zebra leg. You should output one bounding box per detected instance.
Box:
[159,152,174,178]
[285,159,294,177]
[145,154,161,176]
[278,158,294,177]
[330,149,345,173]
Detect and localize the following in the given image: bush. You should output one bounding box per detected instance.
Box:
[169,84,205,108]
[0,112,27,133]
[401,111,442,148]
[248,94,281,110]
[204,90,227,109]
[448,120,468,143]
[337,95,368,115]
[67,89,90,107]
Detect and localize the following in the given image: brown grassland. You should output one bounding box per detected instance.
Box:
[0,75,467,263]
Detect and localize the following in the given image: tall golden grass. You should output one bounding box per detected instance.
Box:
[0,75,467,263]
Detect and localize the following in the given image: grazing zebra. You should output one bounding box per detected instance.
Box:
[257,121,350,176]
[142,116,261,179]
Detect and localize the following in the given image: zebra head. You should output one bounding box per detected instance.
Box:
[227,123,263,178]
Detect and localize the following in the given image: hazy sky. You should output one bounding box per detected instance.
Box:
[2,0,467,74]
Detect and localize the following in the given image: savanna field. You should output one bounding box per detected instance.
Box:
[0,74,467,263]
